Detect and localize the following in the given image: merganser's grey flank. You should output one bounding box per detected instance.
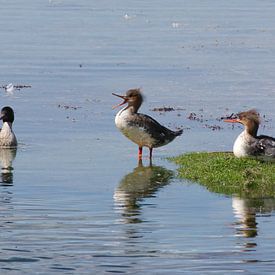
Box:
[224,109,275,159]
[113,89,183,159]
[0,106,17,148]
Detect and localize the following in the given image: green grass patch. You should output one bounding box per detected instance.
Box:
[170,152,275,198]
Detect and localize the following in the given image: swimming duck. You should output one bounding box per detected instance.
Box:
[113,89,183,159]
[5,83,15,94]
[0,107,17,147]
[224,109,275,159]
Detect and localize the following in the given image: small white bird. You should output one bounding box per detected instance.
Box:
[5,83,15,94]
[172,22,180,28]
[124,14,131,20]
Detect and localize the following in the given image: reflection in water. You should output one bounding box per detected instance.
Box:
[0,148,16,216]
[0,148,17,185]
[114,160,174,224]
[232,196,275,241]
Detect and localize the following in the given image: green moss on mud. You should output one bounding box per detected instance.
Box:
[170,152,275,198]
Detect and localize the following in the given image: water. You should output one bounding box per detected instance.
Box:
[0,0,275,273]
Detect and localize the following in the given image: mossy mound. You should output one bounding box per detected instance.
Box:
[170,152,275,198]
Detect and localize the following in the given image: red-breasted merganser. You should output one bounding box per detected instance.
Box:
[0,107,17,147]
[224,109,275,159]
[113,89,183,159]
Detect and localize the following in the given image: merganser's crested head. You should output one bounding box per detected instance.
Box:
[0,106,15,124]
[112,88,143,112]
[224,109,260,137]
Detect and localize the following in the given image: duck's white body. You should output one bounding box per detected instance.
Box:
[233,131,254,158]
[0,122,17,147]
[115,108,156,148]
[233,130,275,159]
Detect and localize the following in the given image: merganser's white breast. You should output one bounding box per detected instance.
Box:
[115,107,130,130]
[233,131,253,158]
[233,130,266,158]
[0,122,17,147]
[115,108,157,148]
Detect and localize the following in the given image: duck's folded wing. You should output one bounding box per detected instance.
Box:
[256,135,275,157]
[132,114,177,135]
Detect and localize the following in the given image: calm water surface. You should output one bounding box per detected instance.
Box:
[0,0,275,273]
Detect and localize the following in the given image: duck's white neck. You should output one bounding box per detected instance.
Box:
[121,105,137,115]
[1,122,13,133]
[115,105,141,132]
[233,130,255,157]
[117,106,137,118]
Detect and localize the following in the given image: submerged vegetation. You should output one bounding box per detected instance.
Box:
[170,152,275,198]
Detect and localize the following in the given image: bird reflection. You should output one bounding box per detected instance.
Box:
[0,148,17,185]
[114,160,174,224]
[232,196,275,241]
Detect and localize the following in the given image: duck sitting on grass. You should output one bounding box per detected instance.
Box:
[224,109,275,160]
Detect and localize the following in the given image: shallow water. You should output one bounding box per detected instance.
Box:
[0,0,275,274]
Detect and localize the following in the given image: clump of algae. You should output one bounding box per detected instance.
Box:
[170,152,275,198]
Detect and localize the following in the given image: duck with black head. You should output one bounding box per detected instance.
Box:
[224,109,275,160]
[112,89,183,160]
[0,106,17,148]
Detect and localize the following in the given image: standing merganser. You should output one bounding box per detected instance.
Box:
[0,107,17,148]
[113,89,183,159]
[224,109,275,159]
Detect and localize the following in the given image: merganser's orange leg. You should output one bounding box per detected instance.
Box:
[138,147,143,159]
